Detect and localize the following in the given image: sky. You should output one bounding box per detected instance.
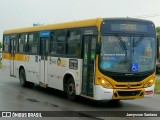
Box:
[0,0,160,42]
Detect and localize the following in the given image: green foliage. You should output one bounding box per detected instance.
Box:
[155,79,160,94]
[156,27,160,33]
[0,42,2,49]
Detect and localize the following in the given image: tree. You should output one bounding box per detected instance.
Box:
[0,42,2,50]
[156,27,160,33]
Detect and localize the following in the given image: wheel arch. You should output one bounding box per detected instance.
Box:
[63,73,75,93]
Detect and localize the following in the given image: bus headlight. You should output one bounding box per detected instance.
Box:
[144,79,155,88]
[97,77,113,89]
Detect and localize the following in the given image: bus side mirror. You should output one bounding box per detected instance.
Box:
[96,42,100,54]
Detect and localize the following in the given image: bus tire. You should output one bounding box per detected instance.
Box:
[109,99,120,103]
[19,69,34,88]
[67,77,76,101]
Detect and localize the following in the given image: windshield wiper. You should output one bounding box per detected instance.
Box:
[115,34,127,50]
[115,34,128,61]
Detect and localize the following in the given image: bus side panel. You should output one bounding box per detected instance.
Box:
[14,54,39,84]
[25,55,39,84]
[47,57,82,95]
[47,57,65,90]
[2,53,11,75]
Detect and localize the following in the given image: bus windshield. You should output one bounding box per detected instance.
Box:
[100,35,156,73]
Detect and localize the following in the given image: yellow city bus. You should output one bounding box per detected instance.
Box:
[2,18,156,101]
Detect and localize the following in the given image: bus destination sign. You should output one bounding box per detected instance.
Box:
[111,23,147,33]
[120,24,137,31]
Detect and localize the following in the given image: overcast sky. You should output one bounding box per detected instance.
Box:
[1,0,160,42]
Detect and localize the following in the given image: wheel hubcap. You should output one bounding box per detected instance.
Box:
[68,83,75,95]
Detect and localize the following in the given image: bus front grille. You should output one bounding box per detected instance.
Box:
[115,84,141,88]
[110,75,148,82]
[117,90,141,96]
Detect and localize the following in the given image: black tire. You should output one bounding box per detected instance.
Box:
[156,67,160,74]
[19,69,34,88]
[109,99,120,104]
[66,77,76,101]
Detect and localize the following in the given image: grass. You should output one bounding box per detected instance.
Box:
[155,79,160,94]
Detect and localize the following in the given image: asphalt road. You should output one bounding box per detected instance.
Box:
[0,69,160,120]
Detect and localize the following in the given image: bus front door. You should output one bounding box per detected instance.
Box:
[82,36,96,97]
[39,37,49,87]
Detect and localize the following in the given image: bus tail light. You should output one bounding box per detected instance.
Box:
[97,77,113,89]
[144,78,155,88]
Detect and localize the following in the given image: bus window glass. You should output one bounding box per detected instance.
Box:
[100,36,130,73]
[28,34,34,43]
[28,33,39,54]
[3,36,10,52]
[67,30,81,56]
[132,37,155,72]
[100,36,156,73]
[18,34,28,53]
[14,35,19,52]
[19,34,24,52]
[56,31,65,54]
[50,32,56,55]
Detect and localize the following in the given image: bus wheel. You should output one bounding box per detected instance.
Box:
[67,78,76,101]
[19,69,34,88]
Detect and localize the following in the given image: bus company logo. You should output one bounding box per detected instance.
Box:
[57,58,61,66]
[57,58,66,67]
[127,83,131,88]
[2,112,11,117]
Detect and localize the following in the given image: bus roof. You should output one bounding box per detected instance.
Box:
[4,17,154,35]
[3,18,103,34]
[103,17,154,24]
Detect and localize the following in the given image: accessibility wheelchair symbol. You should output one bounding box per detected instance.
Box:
[131,63,138,72]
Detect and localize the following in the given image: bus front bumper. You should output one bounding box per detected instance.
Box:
[94,84,155,100]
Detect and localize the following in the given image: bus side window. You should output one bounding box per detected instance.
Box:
[67,29,81,57]
[28,32,39,54]
[56,30,66,55]
[18,34,28,53]
[14,35,19,53]
[50,32,57,55]
[3,35,10,52]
